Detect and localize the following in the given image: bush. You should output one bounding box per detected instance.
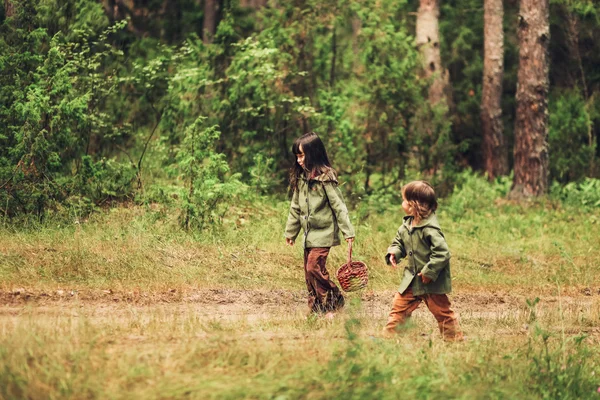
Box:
[550,178,600,208]
[548,90,596,183]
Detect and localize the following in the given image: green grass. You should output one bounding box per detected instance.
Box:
[1,180,600,398]
[0,299,598,399]
[1,193,598,295]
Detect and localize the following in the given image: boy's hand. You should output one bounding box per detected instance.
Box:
[418,273,432,284]
[388,253,397,268]
[346,237,354,243]
[286,238,295,246]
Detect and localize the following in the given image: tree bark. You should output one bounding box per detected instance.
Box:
[510,0,550,199]
[203,0,217,44]
[416,0,449,105]
[4,0,14,18]
[481,0,507,180]
[351,16,361,72]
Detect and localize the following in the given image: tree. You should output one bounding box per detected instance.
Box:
[510,0,550,198]
[416,0,449,105]
[4,0,14,17]
[481,0,507,180]
[203,0,217,44]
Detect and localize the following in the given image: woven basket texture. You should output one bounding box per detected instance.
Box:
[337,261,368,292]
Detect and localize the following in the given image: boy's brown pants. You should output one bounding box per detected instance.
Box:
[384,288,463,341]
[304,247,344,313]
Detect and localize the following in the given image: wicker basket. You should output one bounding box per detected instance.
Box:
[336,241,368,292]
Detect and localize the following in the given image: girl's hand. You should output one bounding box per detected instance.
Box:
[388,254,397,268]
[418,273,432,284]
[286,238,295,246]
[346,237,354,243]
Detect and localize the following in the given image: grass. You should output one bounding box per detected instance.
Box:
[0,298,598,399]
[1,194,598,295]
[1,178,600,398]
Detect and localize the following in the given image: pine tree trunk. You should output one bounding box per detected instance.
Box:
[416,0,449,105]
[481,0,507,180]
[203,0,217,44]
[351,16,361,72]
[510,0,550,198]
[4,0,14,17]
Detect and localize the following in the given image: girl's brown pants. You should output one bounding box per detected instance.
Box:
[303,247,344,313]
[384,288,463,341]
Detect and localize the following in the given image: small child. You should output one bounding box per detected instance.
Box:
[384,181,462,341]
[284,132,355,316]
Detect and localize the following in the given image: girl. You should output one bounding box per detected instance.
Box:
[284,132,355,316]
[384,181,463,341]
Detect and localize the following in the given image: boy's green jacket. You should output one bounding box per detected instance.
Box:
[385,214,452,296]
[285,168,355,248]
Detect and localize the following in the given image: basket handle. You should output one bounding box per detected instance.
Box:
[347,240,353,264]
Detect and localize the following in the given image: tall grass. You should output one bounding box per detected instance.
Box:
[0,299,598,399]
[1,173,599,398]
[3,173,597,295]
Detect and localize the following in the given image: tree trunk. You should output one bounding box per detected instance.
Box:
[351,16,361,72]
[510,0,550,199]
[4,0,14,17]
[416,0,449,105]
[481,0,507,180]
[203,0,217,44]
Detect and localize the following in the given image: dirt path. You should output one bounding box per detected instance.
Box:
[1,289,598,333]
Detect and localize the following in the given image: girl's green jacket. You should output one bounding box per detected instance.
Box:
[385,214,452,296]
[285,168,355,248]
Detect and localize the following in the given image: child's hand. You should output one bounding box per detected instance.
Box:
[388,253,397,268]
[346,237,354,243]
[418,273,432,284]
[286,238,295,246]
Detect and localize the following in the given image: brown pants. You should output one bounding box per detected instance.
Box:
[304,247,344,313]
[384,288,463,341]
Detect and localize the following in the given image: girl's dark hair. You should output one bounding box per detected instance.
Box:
[288,132,331,193]
[403,180,438,220]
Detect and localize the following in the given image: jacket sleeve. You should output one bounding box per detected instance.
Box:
[323,182,355,239]
[385,226,407,265]
[284,189,302,241]
[420,227,451,281]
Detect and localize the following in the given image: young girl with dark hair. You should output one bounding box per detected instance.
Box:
[384,181,463,341]
[284,132,355,317]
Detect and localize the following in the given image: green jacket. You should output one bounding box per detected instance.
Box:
[385,213,452,296]
[285,168,355,248]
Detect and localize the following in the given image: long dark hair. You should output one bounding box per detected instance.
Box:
[288,132,331,193]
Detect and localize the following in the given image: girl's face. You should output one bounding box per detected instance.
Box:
[296,145,306,169]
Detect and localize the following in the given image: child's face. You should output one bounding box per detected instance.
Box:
[296,145,306,169]
[401,194,413,216]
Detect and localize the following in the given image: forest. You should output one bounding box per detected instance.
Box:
[1,1,600,399]
[1,0,600,222]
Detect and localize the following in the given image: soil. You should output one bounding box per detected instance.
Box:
[1,288,598,338]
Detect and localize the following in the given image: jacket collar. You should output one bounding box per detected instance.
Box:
[301,167,338,184]
[402,213,441,230]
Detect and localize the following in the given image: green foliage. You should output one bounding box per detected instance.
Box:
[0,6,131,218]
[440,0,485,167]
[548,90,595,183]
[444,170,512,220]
[3,0,600,221]
[524,298,595,399]
[173,117,246,231]
[550,177,600,207]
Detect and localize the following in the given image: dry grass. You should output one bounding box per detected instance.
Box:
[1,293,599,399]
[1,195,600,398]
